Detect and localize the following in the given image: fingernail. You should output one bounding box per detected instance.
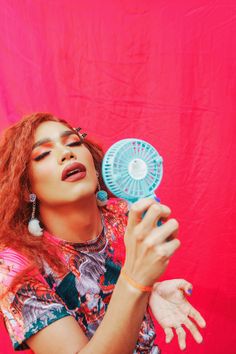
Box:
[154,196,160,202]
[187,288,193,295]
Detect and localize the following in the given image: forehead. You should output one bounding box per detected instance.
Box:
[34,121,72,140]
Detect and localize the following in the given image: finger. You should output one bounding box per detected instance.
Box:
[156,238,181,258]
[174,279,193,296]
[127,198,158,228]
[140,203,171,230]
[184,318,203,344]
[164,327,174,343]
[182,280,193,296]
[184,285,193,296]
[149,218,179,245]
[176,327,186,351]
[188,306,206,328]
[141,219,180,246]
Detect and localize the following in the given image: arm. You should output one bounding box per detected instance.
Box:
[27,277,149,354]
[26,199,180,354]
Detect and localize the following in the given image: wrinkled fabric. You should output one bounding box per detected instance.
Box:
[0,1,235,353]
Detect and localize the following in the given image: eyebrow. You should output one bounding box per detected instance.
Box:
[32,130,78,150]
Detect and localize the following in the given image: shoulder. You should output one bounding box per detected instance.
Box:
[101,197,129,228]
[104,197,129,216]
[101,198,128,263]
[0,249,71,352]
[0,247,29,266]
[0,248,45,293]
[101,198,129,240]
[0,248,29,286]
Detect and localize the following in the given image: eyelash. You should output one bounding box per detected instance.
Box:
[34,151,50,161]
[67,141,82,147]
[34,141,82,161]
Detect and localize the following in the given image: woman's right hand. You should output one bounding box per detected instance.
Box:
[123,198,180,287]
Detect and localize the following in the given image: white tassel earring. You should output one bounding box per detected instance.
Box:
[96,172,108,207]
[28,193,43,236]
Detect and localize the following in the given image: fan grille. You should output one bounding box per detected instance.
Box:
[102,139,163,202]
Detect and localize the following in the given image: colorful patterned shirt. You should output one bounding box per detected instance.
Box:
[0,198,160,353]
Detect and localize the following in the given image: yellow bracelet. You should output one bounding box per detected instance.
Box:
[120,269,153,293]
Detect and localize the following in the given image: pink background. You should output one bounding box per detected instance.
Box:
[0,1,236,353]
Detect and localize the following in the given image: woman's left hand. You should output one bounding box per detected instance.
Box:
[149,279,206,350]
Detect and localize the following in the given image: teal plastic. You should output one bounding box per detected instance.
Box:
[102,138,163,203]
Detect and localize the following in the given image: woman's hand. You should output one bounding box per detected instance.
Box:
[123,198,180,287]
[149,279,206,350]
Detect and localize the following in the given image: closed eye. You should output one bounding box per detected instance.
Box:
[34,151,50,161]
[67,141,82,147]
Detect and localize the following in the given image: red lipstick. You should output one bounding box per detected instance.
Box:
[61,162,87,182]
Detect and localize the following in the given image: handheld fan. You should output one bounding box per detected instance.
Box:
[102,139,163,203]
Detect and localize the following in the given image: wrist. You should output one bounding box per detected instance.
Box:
[120,268,153,293]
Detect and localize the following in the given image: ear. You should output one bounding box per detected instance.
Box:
[22,179,33,203]
[23,190,29,202]
[22,187,33,203]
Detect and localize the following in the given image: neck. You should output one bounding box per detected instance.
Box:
[40,196,103,243]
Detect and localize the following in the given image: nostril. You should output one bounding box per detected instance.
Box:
[61,150,75,163]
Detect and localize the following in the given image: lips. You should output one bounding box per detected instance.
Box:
[61,162,87,182]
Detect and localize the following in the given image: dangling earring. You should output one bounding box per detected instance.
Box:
[28,193,43,236]
[96,172,108,207]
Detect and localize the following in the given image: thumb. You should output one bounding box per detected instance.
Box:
[177,279,193,296]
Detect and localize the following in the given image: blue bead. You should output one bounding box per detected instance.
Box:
[97,190,108,201]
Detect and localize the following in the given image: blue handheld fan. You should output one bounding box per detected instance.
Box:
[102,139,163,203]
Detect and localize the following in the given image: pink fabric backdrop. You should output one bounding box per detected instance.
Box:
[0,1,235,353]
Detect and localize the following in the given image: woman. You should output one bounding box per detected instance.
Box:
[0,113,205,353]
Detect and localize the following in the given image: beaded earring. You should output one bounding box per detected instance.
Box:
[28,193,43,236]
[96,172,108,207]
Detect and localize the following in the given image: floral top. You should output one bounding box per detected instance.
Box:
[0,198,160,353]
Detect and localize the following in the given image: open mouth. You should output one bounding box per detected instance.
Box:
[61,162,87,182]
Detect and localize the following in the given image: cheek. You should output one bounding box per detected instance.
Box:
[82,148,96,171]
[28,159,56,192]
[86,154,98,180]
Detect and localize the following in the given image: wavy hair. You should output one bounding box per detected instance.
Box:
[0,112,109,291]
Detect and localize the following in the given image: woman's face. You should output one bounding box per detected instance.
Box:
[28,121,98,206]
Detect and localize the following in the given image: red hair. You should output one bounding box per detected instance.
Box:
[0,112,109,292]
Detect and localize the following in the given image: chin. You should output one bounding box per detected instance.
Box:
[68,188,96,203]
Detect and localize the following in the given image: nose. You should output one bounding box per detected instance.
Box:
[58,148,76,165]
